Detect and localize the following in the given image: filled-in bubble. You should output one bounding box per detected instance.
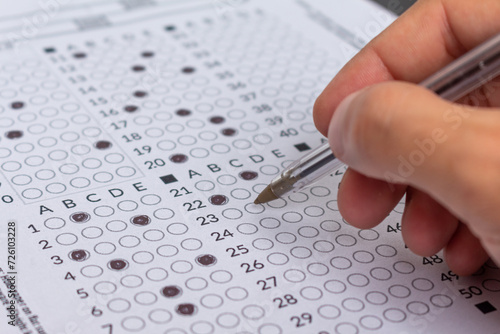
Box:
[169,154,188,163]
[176,109,191,117]
[133,91,148,98]
[239,171,258,180]
[108,259,129,271]
[6,131,23,139]
[182,67,195,74]
[161,285,182,298]
[130,215,151,226]
[94,140,112,149]
[209,195,228,206]
[124,105,139,113]
[195,254,217,266]
[141,51,155,58]
[11,102,25,109]
[73,52,86,59]
[209,116,225,124]
[70,212,90,223]
[221,128,237,136]
[69,249,90,262]
[176,303,197,315]
[132,65,146,72]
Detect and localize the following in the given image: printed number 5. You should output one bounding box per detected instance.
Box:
[77,288,88,299]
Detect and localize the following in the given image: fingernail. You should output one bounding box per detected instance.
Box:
[328,91,360,159]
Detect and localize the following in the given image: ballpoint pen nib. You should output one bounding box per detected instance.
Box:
[254,184,278,204]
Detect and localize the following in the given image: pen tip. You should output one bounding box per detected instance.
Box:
[253,185,278,205]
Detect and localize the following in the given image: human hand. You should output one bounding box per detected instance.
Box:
[314,0,500,275]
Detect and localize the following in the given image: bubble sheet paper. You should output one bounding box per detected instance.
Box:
[0,1,499,333]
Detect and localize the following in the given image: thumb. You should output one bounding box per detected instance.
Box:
[328,81,500,262]
[328,81,460,189]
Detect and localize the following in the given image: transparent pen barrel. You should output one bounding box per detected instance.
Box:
[270,143,344,195]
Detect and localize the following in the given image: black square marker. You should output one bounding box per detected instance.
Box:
[160,174,178,184]
[475,301,497,314]
[294,143,311,152]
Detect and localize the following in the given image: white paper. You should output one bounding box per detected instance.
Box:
[0,1,499,333]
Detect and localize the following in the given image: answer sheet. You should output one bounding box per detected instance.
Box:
[0,1,499,333]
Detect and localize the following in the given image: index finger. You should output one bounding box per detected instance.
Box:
[314,0,500,136]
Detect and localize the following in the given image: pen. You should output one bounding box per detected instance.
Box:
[254,32,500,204]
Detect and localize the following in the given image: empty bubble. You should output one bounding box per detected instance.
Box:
[191,321,214,334]
[366,291,388,305]
[200,294,223,309]
[267,252,289,265]
[121,316,145,331]
[317,305,341,320]
[153,208,175,220]
[195,180,215,191]
[282,212,303,223]
[307,263,329,276]
[94,242,116,255]
[44,217,65,229]
[376,244,397,257]
[222,208,243,219]
[171,260,193,274]
[81,226,103,239]
[406,301,430,316]
[242,305,265,320]
[237,223,258,235]
[370,267,392,281]
[210,270,233,284]
[108,298,131,313]
[275,232,296,244]
[106,220,127,232]
[117,200,138,212]
[320,220,341,232]
[230,188,251,200]
[324,280,347,294]
[167,223,188,235]
[181,238,203,251]
[283,269,306,283]
[330,256,352,270]
[225,287,248,301]
[290,247,312,259]
[146,268,168,282]
[157,245,179,257]
[389,285,411,299]
[119,235,140,248]
[252,238,274,250]
[81,265,103,278]
[185,277,208,291]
